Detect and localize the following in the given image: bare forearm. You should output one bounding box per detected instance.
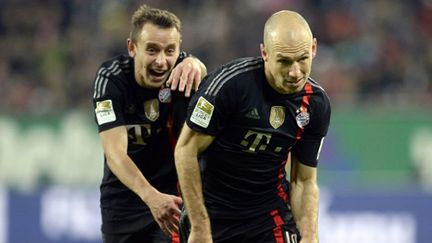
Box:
[107,155,155,202]
[175,151,210,231]
[291,180,319,242]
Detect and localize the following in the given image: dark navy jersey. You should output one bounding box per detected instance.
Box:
[186,57,331,219]
[92,52,189,233]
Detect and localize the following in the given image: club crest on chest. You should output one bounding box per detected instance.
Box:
[158,87,172,103]
[295,107,310,129]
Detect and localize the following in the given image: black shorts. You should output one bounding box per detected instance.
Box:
[179,207,301,243]
[103,222,180,243]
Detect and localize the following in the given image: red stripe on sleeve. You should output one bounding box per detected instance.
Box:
[295,83,313,140]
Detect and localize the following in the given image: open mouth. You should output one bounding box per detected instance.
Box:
[149,69,167,77]
[148,69,168,83]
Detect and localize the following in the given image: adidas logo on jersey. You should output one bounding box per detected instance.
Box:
[245,108,260,119]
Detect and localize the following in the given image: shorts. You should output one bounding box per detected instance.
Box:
[103,222,179,243]
[179,207,301,243]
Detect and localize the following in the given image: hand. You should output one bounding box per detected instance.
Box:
[146,190,183,235]
[166,57,203,97]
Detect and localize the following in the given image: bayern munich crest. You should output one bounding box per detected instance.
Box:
[296,110,310,129]
[158,87,172,103]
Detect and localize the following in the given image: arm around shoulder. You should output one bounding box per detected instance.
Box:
[185,55,207,80]
[167,56,207,96]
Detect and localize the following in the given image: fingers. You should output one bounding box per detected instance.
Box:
[158,208,180,235]
[179,67,201,97]
[183,68,197,97]
[166,67,181,90]
[173,195,183,205]
[178,67,192,93]
[159,216,179,235]
[154,195,183,235]
[167,62,190,92]
[166,213,180,233]
[167,60,201,97]
[193,71,201,91]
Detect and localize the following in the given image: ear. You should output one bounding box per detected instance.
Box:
[260,43,268,61]
[127,38,136,58]
[312,38,317,59]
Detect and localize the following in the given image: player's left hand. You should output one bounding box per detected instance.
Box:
[146,191,183,235]
[166,57,203,97]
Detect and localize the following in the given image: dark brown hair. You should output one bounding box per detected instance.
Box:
[130,5,181,43]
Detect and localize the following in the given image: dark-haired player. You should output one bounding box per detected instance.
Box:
[92,5,206,243]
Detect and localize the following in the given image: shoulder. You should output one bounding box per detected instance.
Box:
[97,55,133,77]
[175,51,189,65]
[305,78,331,121]
[307,78,330,105]
[93,55,133,99]
[201,57,264,96]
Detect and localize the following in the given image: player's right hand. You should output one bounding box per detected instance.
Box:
[146,191,183,235]
[166,56,203,97]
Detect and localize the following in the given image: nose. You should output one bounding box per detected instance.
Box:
[288,62,301,78]
[155,52,166,66]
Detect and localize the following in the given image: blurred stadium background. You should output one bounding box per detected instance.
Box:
[0,0,431,242]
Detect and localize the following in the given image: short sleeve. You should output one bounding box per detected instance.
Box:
[92,65,126,133]
[292,92,331,167]
[185,70,237,136]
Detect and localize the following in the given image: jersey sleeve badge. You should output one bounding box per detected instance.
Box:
[190,97,214,128]
[95,99,116,125]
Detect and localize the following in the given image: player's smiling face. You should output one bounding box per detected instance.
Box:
[261,30,317,94]
[128,23,180,88]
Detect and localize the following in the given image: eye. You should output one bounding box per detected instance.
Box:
[166,48,176,56]
[146,48,157,55]
[299,56,309,62]
[277,59,291,64]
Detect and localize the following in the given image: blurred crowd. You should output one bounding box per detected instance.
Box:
[0,0,431,115]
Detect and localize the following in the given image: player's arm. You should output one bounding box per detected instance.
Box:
[289,153,319,243]
[167,56,207,97]
[174,123,214,243]
[99,126,182,235]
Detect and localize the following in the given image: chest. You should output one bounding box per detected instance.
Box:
[122,91,171,146]
[121,85,171,124]
[124,98,169,124]
[224,94,309,156]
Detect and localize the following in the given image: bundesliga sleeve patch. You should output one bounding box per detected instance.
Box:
[95,99,116,125]
[190,97,214,128]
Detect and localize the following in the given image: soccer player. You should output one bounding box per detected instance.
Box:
[175,10,330,243]
[92,5,206,243]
